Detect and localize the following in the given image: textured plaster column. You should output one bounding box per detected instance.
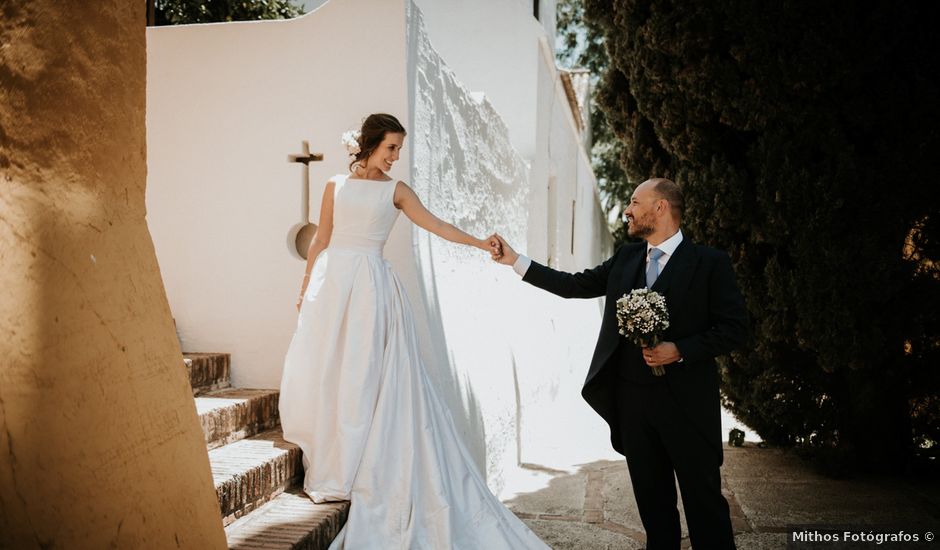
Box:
[0,3,226,548]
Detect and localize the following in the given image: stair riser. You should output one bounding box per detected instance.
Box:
[185,352,231,394]
[291,508,349,550]
[201,393,281,450]
[217,447,303,526]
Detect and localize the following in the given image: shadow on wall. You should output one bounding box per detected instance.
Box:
[388,0,534,487]
[419,229,488,469]
[385,215,490,475]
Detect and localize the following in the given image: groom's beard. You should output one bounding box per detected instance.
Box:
[626,213,655,239]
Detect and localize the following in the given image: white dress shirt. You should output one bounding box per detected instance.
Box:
[647,229,683,274]
[512,254,532,277]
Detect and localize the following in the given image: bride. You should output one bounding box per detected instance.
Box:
[279,113,549,549]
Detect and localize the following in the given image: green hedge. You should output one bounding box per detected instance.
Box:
[153,0,303,25]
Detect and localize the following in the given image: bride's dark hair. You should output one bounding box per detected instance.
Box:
[349,113,407,170]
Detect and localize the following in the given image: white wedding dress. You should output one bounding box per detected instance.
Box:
[279,175,548,549]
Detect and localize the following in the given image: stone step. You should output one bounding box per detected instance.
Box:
[197,388,281,450]
[185,352,231,394]
[224,487,349,550]
[210,428,303,526]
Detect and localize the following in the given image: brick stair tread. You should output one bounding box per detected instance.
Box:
[197,388,281,449]
[210,428,303,525]
[224,487,349,550]
[196,388,278,414]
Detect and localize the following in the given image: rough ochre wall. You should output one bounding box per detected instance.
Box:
[0,3,227,548]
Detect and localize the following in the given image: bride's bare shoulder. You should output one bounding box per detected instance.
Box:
[394,180,415,195]
[393,180,415,208]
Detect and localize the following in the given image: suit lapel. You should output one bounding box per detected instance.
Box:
[651,238,696,295]
[619,246,646,293]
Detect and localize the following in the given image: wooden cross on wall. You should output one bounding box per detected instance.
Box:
[288,141,323,166]
[288,140,324,259]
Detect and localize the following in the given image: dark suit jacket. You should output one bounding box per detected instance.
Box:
[522,238,748,460]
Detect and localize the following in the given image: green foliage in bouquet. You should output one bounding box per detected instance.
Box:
[582,0,940,471]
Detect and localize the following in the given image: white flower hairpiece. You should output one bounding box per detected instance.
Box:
[341,130,361,156]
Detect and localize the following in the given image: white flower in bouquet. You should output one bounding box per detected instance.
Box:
[341,130,361,156]
[616,288,670,376]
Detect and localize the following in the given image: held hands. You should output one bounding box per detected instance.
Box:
[642,342,681,370]
[482,233,503,258]
[487,233,518,266]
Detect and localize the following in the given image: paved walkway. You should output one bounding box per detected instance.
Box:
[505,444,939,549]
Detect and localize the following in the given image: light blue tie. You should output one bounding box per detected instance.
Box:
[646,247,665,288]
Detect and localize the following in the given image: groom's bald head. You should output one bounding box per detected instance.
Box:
[643,178,684,224]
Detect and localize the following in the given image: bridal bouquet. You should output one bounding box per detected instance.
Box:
[616,288,670,376]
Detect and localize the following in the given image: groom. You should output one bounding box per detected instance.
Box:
[492,178,747,550]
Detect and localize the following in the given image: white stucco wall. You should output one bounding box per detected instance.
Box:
[405,3,530,493]
[146,0,410,391]
[147,0,620,492]
[406,3,618,480]
[412,0,547,159]
[410,0,611,269]
[528,36,613,270]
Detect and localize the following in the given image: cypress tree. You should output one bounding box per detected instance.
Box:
[584,0,940,470]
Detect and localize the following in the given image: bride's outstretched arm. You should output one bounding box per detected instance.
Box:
[394,181,496,252]
[296,181,335,310]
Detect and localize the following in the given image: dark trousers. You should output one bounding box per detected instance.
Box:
[616,379,736,550]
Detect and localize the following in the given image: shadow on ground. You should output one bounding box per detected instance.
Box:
[505,445,940,550]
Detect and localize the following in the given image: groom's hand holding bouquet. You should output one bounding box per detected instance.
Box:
[616,289,680,375]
